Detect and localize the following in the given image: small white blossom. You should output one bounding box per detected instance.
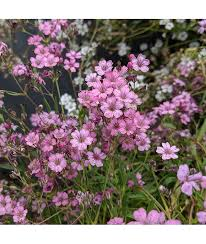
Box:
[140,43,148,51]
[161,84,173,94]
[74,19,89,36]
[165,22,174,30]
[129,81,145,90]
[177,32,188,41]
[60,93,78,115]
[176,19,186,23]
[151,46,159,55]
[189,42,200,48]
[155,39,163,48]
[74,77,84,85]
[159,19,170,26]
[136,75,145,82]
[117,42,130,56]
[199,48,206,58]
[155,90,166,102]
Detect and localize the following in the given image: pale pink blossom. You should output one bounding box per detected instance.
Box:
[48,153,67,173]
[87,147,106,167]
[156,142,179,160]
[95,60,113,76]
[71,129,93,151]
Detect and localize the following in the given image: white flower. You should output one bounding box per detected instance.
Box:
[155,90,166,102]
[155,39,163,48]
[74,77,84,85]
[81,42,97,56]
[177,32,188,41]
[117,42,130,56]
[60,93,77,115]
[136,75,145,82]
[189,42,200,48]
[199,48,206,58]
[74,19,89,36]
[151,46,159,55]
[162,33,167,38]
[176,19,186,23]
[159,19,170,26]
[165,22,174,30]
[129,81,145,90]
[84,68,93,75]
[81,46,91,56]
[140,43,148,51]
[161,84,173,94]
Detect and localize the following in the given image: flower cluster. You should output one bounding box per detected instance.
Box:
[149,91,199,125]
[107,208,181,225]
[78,57,151,152]
[0,193,28,223]
[1,19,206,225]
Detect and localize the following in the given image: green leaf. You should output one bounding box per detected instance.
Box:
[197,119,206,141]
[162,122,176,129]
[0,163,13,170]
[0,114,4,123]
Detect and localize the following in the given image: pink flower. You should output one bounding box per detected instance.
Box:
[129,54,150,72]
[0,41,8,56]
[34,45,49,56]
[198,19,206,34]
[132,208,165,224]
[119,118,136,136]
[197,211,206,224]
[156,142,179,160]
[92,81,113,100]
[95,60,113,76]
[136,173,145,187]
[114,85,135,106]
[30,55,46,69]
[158,101,176,115]
[127,180,135,188]
[78,90,98,108]
[45,54,59,67]
[85,73,101,87]
[49,42,65,56]
[103,71,126,89]
[48,153,67,173]
[87,147,106,167]
[177,164,202,196]
[28,159,41,176]
[12,64,28,77]
[41,134,56,152]
[71,129,93,151]
[164,220,182,225]
[132,208,147,223]
[64,58,80,72]
[0,194,12,215]
[107,217,125,225]
[39,20,63,38]
[134,114,150,132]
[107,119,121,136]
[13,206,28,223]
[112,208,181,225]
[66,50,81,60]
[100,97,123,118]
[25,132,39,148]
[120,136,136,151]
[52,192,68,207]
[135,134,151,151]
[27,35,43,46]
